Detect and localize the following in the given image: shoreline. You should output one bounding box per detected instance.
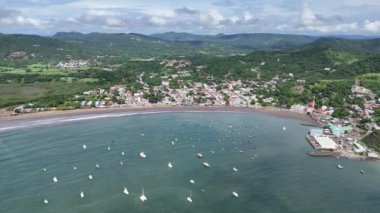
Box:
[0,105,319,129]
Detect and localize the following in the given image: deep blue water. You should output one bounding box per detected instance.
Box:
[1,112,380,213]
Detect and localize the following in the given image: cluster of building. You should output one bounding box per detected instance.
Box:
[56,60,90,68]
[305,84,380,159]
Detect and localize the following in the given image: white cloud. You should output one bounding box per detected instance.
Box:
[87,9,120,17]
[150,16,168,26]
[200,9,225,27]
[300,4,316,26]
[0,15,46,28]
[144,9,176,18]
[364,20,380,33]
[243,11,253,21]
[229,16,239,23]
[296,4,358,33]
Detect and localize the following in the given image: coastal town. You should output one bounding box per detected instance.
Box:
[7,58,380,161]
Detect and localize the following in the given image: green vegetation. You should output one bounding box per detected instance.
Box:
[0,32,379,111]
[373,109,380,126]
[363,130,380,152]
[359,73,380,94]
[0,82,92,108]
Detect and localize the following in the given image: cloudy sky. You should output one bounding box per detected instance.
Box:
[0,0,379,35]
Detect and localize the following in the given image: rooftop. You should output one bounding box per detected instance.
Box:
[314,136,338,150]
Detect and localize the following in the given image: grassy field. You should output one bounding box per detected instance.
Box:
[0,63,88,76]
[0,82,92,107]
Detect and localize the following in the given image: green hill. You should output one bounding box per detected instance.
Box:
[151,32,318,51]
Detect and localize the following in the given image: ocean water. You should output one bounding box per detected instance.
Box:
[1,112,380,213]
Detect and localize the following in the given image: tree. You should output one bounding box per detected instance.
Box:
[223,94,230,106]
[332,107,349,118]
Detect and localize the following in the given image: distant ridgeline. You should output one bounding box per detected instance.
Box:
[0,32,379,77]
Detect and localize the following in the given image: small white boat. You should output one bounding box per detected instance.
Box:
[186,191,193,203]
[43,199,48,204]
[283,126,286,131]
[96,164,100,169]
[232,191,239,198]
[196,153,203,158]
[88,174,93,180]
[168,162,173,169]
[140,133,145,136]
[139,152,147,158]
[360,170,364,174]
[121,151,125,156]
[42,168,47,172]
[80,191,85,198]
[202,162,210,168]
[140,188,147,202]
[82,144,87,149]
[107,146,111,151]
[171,141,175,146]
[189,179,195,184]
[337,164,343,169]
[120,161,124,165]
[233,167,238,172]
[73,166,77,170]
[52,176,58,183]
[123,187,129,195]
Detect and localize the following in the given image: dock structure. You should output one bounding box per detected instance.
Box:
[306,134,340,157]
[308,150,340,157]
[306,134,338,151]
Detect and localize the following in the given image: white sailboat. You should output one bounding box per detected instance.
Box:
[233,167,238,172]
[140,188,147,202]
[337,164,344,169]
[88,174,93,180]
[202,162,210,168]
[96,164,100,169]
[82,144,87,149]
[107,146,111,151]
[186,190,193,203]
[139,152,147,158]
[283,126,286,131]
[43,199,48,204]
[73,166,77,170]
[232,191,239,198]
[168,162,173,169]
[52,176,58,183]
[80,191,85,198]
[189,179,195,184]
[123,187,129,195]
[42,168,47,172]
[121,151,125,156]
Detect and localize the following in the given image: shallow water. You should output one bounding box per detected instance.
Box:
[1,112,380,213]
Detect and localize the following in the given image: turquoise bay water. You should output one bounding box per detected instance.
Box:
[1,112,380,213]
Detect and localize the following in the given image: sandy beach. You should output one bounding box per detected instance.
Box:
[0,105,320,131]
